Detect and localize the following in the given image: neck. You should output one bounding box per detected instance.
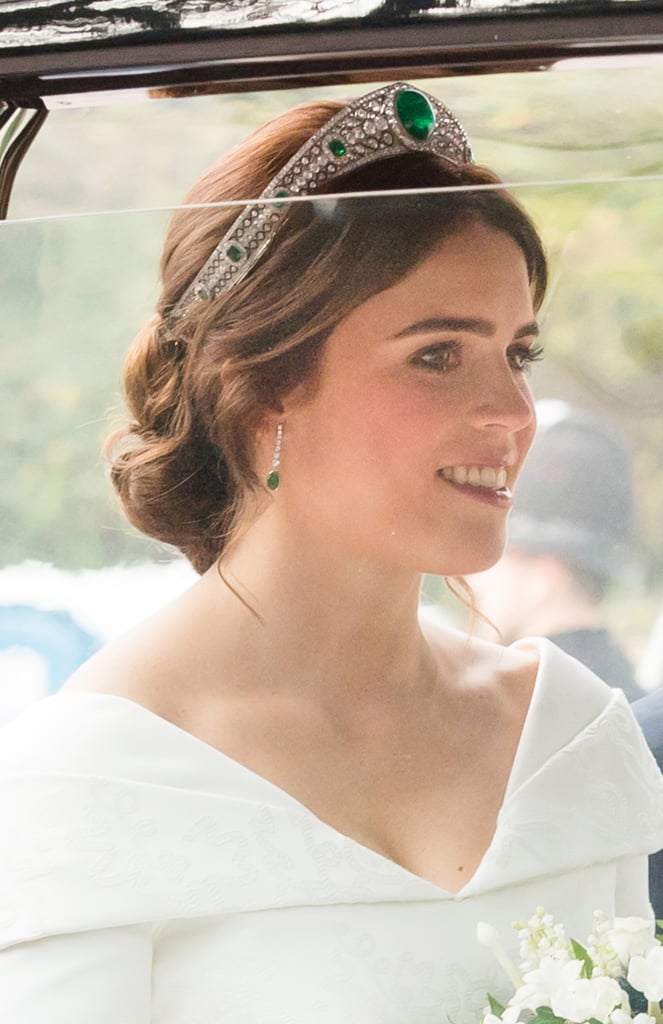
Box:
[200,506,437,701]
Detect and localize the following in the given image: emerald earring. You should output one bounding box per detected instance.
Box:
[266,424,283,491]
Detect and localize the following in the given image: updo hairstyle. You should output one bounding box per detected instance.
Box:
[107,96,548,574]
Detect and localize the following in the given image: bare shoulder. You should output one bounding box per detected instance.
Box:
[421,617,539,713]
[60,588,204,721]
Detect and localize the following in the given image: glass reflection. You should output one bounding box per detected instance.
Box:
[2,80,663,1013]
[2,177,663,708]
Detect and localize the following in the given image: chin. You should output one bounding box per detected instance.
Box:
[419,536,507,578]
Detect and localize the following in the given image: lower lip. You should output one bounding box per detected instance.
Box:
[439,476,513,509]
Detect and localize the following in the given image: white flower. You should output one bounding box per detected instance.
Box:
[627,945,663,1002]
[587,910,623,978]
[477,922,523,989]
[604,917,658,967]
[482,1008,522,1024]
[610,1010,634,1024]
[610,1012,656,1024]
[511,955,583,1011]
[514,906,570,972]
[550,973,626,1024]
[508,955,626,1024]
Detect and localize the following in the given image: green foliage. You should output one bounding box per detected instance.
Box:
[570,939,594,979]
[0,211,169,567]
[529,1006,565,1024]
[487,993,506,1017]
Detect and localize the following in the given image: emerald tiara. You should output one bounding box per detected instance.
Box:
[171,83,473,319]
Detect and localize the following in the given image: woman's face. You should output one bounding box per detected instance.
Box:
[278,218,540,577]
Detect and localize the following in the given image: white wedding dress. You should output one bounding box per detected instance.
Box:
[1,638,663,1024]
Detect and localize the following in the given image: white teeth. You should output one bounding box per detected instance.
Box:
[479,467,508,488]
[440,466,508,489]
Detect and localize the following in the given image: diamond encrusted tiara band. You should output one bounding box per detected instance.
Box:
[170,83,473,319]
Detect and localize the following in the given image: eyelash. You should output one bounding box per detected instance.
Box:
[508,342,545,372]
[410,342,460,373]
[410,341,544,374]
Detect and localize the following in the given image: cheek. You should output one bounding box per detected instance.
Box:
[343,387,442,464]
[312,371,435,452]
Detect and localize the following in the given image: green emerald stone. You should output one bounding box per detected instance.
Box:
[395,89,435,141]
[274,188,290,209]
[328,138,347,157]
[226,244,243,263]
[267,470,280,491]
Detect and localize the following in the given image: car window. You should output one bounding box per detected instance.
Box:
[10,65,663,217]
[2,63,663,716]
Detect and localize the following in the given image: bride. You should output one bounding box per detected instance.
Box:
[1,83,662,1023]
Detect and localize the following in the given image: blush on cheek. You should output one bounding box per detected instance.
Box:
[353,387,438,450]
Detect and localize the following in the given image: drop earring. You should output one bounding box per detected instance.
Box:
[266,423,283,491]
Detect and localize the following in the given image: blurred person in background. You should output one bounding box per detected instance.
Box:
[637,604,663,694]
[470,399,645,702]
[632,688,663,919]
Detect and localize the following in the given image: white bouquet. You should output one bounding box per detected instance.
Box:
[477,907,663,1024]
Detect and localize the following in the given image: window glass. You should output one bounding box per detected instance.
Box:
[3,66,663,718]
[11,64,663,218]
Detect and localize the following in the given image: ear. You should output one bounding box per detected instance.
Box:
[257,409,283,440]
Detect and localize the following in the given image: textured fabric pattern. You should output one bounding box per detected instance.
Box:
[1,638,662,1023]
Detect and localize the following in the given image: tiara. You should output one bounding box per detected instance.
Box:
[171,82,473,319]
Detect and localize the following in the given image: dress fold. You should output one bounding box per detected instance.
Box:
[1,638,662,1023]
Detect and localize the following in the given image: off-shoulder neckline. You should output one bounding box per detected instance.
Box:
[45,638,567,899]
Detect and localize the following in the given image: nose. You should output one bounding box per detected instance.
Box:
[469,364,535,433]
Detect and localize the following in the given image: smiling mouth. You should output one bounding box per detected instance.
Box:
[439,465,509,492]
[437,465,513,506]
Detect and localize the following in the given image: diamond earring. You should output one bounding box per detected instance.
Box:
[266,423,283,491]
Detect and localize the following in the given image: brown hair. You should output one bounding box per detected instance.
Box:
[107,97,548,574]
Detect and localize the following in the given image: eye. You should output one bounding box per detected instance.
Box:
[410,341,460,373]
[508,342,544,372]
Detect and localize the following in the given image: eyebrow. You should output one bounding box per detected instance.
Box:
[392,317,540,340]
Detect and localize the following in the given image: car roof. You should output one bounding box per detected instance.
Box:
[1,0,663,104]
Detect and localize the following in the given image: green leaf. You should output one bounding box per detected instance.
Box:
[487,994,506,1018]
[529,1007,566,1024]
[570,938,594,978]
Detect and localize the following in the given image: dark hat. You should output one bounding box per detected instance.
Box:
[508,400,635,581]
